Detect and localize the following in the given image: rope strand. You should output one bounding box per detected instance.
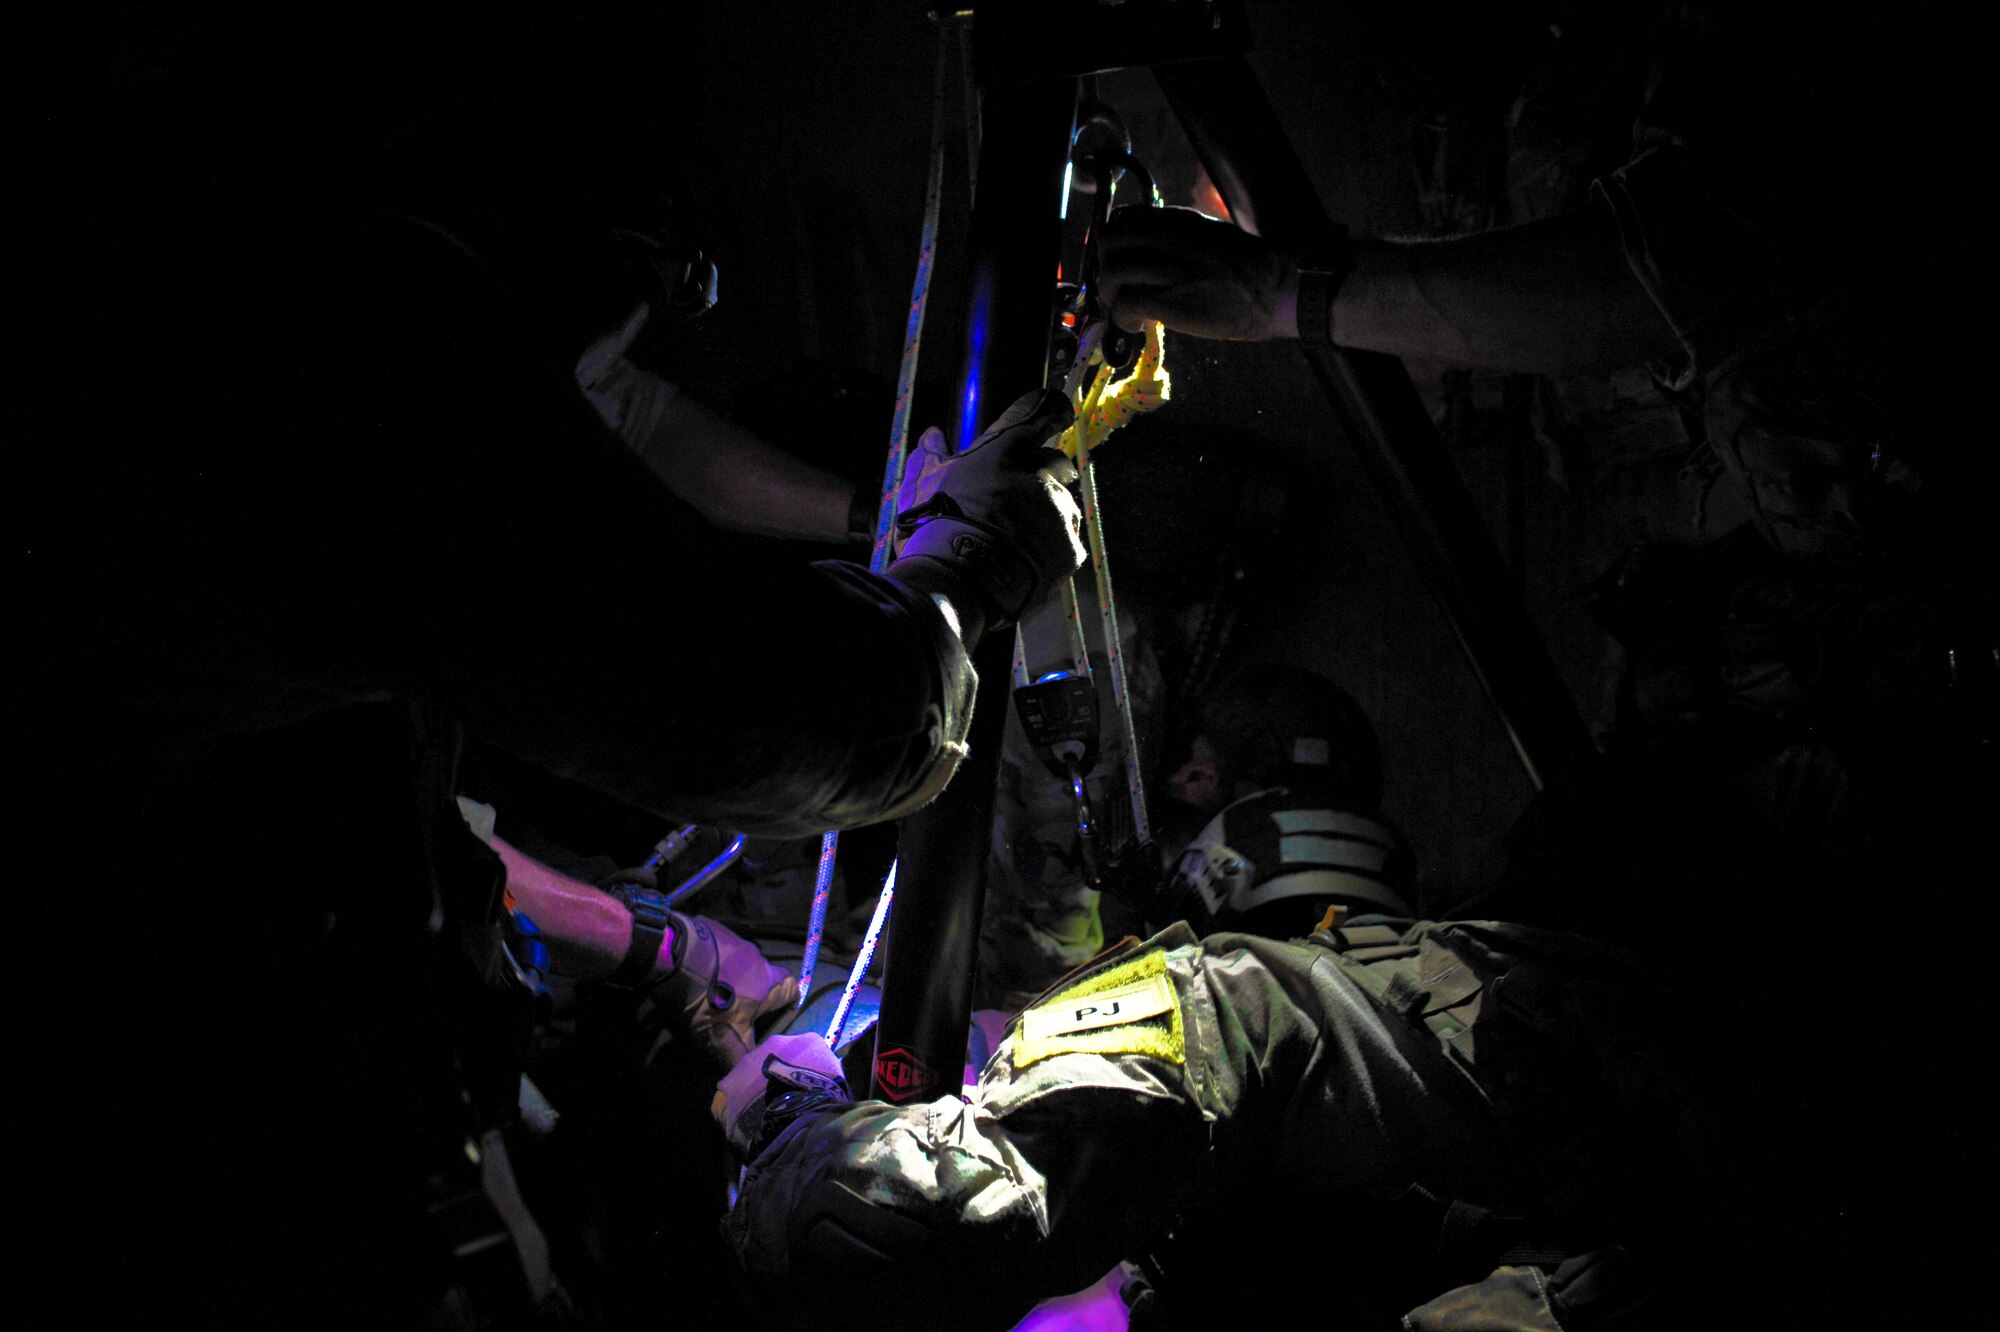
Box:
[799,26,952,1008]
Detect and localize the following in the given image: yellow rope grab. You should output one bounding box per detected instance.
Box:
[1055,320,1172,460]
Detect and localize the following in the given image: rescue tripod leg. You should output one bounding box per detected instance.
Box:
[1152,56,1596,794]
[862,3,1260,1103]
[866,73,1078,1104]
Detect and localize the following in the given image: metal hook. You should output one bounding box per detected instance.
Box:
[1066,754,1103,888]
[663,832,749,909]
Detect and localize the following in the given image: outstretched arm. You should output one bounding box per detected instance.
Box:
[489,832,657,981]
[476,820,797,1067]
[1099,205,1679,377]
[256,217,1075,838]
[585,354,861,542]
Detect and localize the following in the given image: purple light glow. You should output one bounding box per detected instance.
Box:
[1004,1266,1128,1332]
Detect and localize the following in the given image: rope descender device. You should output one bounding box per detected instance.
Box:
[1011,95,1173,889]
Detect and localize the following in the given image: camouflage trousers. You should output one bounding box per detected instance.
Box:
[727,919,1710,1331]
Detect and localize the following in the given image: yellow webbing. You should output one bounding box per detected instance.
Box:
[1055,321,1172,459]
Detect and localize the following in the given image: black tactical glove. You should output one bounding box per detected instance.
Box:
[890,389,1084,630]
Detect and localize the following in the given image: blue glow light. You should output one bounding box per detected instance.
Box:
[955,272,993,455]
[1060,158,1073,221]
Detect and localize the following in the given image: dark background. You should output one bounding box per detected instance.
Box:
[651,1,1601,903]
[644,0,1979,908]
[27,0,1984,910]
[19,4,1989,1326]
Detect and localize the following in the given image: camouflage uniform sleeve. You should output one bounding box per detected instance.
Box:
[199,212,980,842]
[446,547,978,840]
[723,925,1483,1330]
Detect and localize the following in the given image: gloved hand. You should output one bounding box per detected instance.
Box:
[1099,206,1300,341]
[648,913,801,1069]
[890,388,1084,630]
[711,1030,851,1158]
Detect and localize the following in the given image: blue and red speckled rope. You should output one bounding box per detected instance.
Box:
[798,27,952,1018]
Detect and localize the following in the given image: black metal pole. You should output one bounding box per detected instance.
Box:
[869,75,1076,1104]
[1153,56,1595,793]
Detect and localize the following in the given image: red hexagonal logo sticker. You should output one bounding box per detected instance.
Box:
[873,1046,941,1103]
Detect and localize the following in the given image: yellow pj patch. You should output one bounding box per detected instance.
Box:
[1014,948,1185,1070]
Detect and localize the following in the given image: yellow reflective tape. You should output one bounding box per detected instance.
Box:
[1013,947,1185,1070]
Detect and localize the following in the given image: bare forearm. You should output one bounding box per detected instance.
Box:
[1325,210,1680,375]
[493,834,670,981]
[638,392,856,542]
[1104,204,1679,376]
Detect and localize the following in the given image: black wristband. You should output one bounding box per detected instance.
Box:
[605,882,679,986]
[1296,227,1353,348]
[891,506,1041,629]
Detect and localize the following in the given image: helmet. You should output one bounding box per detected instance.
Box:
[1168,788,1414,938]
[1195,663,1384,809]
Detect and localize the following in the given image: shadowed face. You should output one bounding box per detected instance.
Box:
[1165,732,1228,816]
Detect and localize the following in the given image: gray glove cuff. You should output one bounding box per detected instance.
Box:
[893,512,1043,627]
